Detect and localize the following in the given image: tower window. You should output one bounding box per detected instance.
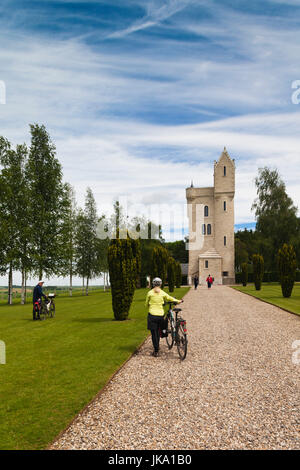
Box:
[204,205,209,217]
[222,271,228,277]
[207,224,211,235]
[224,236,227,246]
[224,166,226,176]
[224,201,227,211]
[205,260,208,269]
[202,224,206,235]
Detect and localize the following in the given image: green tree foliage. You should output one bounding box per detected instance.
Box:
[25,124,64,279]
[252,167,298,268]
[167,258,176,292]
[164,239,188,263]
[60,184,77,296]
[0,138,31,304]
[75,188,99,295]
[277,244,297,298]
[108,236,136,320]
[235,238,248,271]
[253,254,264,291]
[150,245,169,288]
[95,216,110,291]
[241,262,248,287]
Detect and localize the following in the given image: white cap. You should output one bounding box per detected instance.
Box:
[38,280,44,284]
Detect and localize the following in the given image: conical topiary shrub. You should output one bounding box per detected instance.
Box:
[241,262,248,287]
[150,245,168,288]
[277,244,297,298]
[167,258,176,293]
[175,261,182,288]
[253,254,264,291]
[108,236,136,320]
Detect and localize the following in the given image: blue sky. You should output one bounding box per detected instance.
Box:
[1,0,300,283]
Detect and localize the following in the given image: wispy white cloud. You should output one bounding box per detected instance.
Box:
[107,0,193,38]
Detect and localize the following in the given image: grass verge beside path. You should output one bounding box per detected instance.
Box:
[0,287,189,450]
[232,283,300,316]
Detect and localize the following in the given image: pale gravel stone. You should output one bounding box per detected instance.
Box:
[50,286,300,450]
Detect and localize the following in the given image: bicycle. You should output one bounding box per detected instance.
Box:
[45,293,56,318]
[35,294,56,320]
[165,301,188,360]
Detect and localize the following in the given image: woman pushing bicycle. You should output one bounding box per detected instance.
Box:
[145,277,182,357]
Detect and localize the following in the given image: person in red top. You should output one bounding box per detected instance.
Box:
[206,274,213,288]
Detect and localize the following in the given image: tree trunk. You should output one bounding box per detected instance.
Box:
[39,267,43,280]
[86,277,89,296]
[82,277,85,295]
[8,263,13,305]
[21,268,26,305]
[69,267,73,297]
[24,272,27,304]
[103,272,106,292]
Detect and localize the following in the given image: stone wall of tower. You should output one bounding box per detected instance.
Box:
[186,148,236,285]
[186,187,214,282]
[213,151,235,283]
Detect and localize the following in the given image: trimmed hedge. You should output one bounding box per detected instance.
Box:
[235,270,300,284]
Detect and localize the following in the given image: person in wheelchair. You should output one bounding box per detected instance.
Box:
[32,280,48,320]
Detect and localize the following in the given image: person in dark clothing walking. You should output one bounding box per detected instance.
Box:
[193,275,199,290]
[33,280,47,320]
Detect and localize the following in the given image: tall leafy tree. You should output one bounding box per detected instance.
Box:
[164,239,188,263]
[96,214,111,291]
[75,188,99,295]
[75,208,89,294]
[252,167,298,266]
[25,124,64,279]
[60,183,77,296]
[0,139,31,304]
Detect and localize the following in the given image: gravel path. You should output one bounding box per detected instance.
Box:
[50,286,300,450]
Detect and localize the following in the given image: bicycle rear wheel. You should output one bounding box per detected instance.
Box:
[176,323,187,360]
[166,315,174,349]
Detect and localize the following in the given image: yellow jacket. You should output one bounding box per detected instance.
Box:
[145,289,180,316]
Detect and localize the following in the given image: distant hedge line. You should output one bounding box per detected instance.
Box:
[235,271,300,284]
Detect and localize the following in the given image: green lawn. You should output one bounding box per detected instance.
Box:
[0,287,189,450]
[232,283,300,315]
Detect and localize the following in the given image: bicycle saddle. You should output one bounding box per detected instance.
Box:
[173,308,182,312]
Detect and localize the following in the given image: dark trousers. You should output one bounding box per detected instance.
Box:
[33,304,40,320]
[148,314,163,352]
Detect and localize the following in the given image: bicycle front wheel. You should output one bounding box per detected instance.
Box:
[166,316,174,350]
[176,323,187,360]
[49,303,55,318]
[39,304,47,321]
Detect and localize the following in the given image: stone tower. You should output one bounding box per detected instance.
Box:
[186,148,235,285]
